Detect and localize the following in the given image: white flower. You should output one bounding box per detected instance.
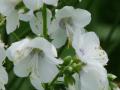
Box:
[79,62,109,90]
[0,41,8,90]
[19,10,52,35]
[6,37,62,90]
[0,0,20,34]
[72,30,108,65]
[23,0,58,11]
[49,6,91,48]
[0,66,8,90]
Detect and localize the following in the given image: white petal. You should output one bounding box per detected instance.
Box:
[32,55,59,83]
[28,37,57,57]
[44,0,58,6]
[74,74,80,90]
[9,0,21,6]
[6,38,31,61]
[29,12,43,35]
[0,0,14,16]
[30,54,60,90]
[86,49,109,65]
[72,29,86,50]
[6,10,19,34]
[79,32,100,49]
[0,47,6,63]
[19,10,34,22]
[30,9,52,35]
[13,54,33,77]
[55,6,91,28]
[30,74,44,90]
[23,0,43,10]
[72,8,91,28]
[50,28,67,48]
[0,66,8,90]
[80,62,109,90]
[73,31,108,65]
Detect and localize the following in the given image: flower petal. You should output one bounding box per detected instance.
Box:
[55,6,91,28]
[19,10,34,22]
[50,28,67,48]
[6,10,19,34]
[80,62,109,90]
[72,8,91,28]
[30,74,44,90]
[0,66,8,90]
[28,37,57,57]
[23,0,42,10]
[29,12,43,35]
[13,54,33,77]
[31,55,59,83]
[73,31,108,65]
[44,0,58,6]
[6,38,31,62]
[0,0,14,16]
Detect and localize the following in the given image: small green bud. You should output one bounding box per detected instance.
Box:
[63,56,73,65]
[108,74,117,81]
[64,66,73,73]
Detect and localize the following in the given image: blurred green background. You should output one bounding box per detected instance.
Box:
[0,0,120,89]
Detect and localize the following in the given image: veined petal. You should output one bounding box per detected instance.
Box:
[23,0,43,10]
[80,62,109,90]
[29,54,60,90]
[6,10,19,34]
[28,37,57,57]
[31,54,59,83]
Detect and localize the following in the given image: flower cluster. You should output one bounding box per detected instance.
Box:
[0,0,119,90]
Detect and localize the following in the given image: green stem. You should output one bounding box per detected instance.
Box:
[12,32,20,41]
[42,4,48,39]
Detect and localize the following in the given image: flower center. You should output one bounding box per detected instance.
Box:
[59,17,73,30]
[32,48,44,56]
